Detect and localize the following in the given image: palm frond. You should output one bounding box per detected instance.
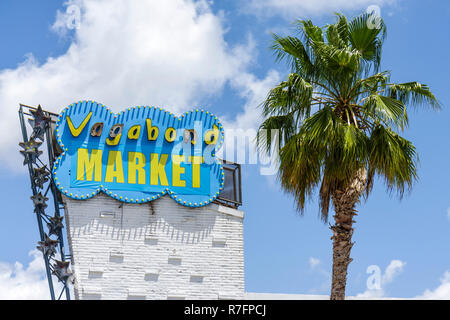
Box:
[262,73,313,118]
[386,82,441,110]
[363,94,409,131]
[348,13,386,72]
[271,34,314,79]
[257,12,439,219]
[368,125,418,197]
[256,113,295,154]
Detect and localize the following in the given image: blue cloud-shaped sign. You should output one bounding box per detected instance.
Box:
[52,100,225,207]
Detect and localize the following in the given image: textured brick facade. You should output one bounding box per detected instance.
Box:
[63,194,244,300]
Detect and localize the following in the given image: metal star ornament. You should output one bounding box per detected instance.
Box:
[47,214,64,236]
[52,260,72,282]
[19,139,43,166]
[28,105,50,141]
[30,192,49,212]
[32,166,50,189]
[36,233,59,257]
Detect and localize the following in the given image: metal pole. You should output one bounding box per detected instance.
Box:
[18,106,56,300]
[44,117,70,300]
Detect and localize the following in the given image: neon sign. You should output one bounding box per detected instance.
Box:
[52,101,225,207]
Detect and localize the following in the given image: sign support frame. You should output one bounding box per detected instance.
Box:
[18,104,71,300]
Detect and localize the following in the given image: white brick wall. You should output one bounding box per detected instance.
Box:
[63,194,244,300]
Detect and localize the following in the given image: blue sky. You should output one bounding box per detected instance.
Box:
[0,0,449,299]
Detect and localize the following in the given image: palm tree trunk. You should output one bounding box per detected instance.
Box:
[330,169,367,300]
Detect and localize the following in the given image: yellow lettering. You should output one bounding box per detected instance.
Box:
[165,127,176,142]
[183,129,198,145]
[172,155,186,187]
[127,125,141,140]
[128,152,146,184]
[105,151,124,183]
[188,156,203,188]
[106,135,122,145]
[146,119,159,141]
[67,112,92,137]
[76,148,102,181]
[106,124,123,146]
[204,124,219,145]
[150,153,169,186]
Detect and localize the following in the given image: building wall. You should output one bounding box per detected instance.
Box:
[63,194,244,300]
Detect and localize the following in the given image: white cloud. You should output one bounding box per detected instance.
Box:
[356,260,406,298]
[217,70,281,165]
[447,208,450,221]
[307,257,331,294]
[246,0,397,18]
[415,271,450,300]
[382,260,406,285]
[309,257,321,269]
[2,251,447,300]
[228,70,281,130]
[1,0,255,169]
[0,250,54,299]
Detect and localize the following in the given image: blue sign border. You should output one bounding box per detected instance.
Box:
[52,100,225,208]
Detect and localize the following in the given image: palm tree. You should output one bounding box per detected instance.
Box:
[257,13,440,300]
